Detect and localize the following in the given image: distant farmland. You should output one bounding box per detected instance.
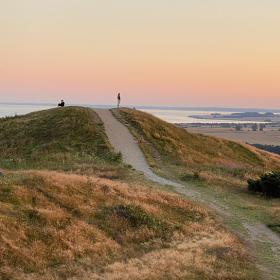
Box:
[187,127,280,146]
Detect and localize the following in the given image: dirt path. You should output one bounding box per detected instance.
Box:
[94,109,280,280]
[94,109,198,197]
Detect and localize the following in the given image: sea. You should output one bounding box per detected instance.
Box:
[0,103,279,124]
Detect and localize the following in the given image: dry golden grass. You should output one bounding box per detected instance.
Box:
[115,108,280,187]
[114,108,280,232]
[188,127,280,146]
[269,206,280,223]
[0,171,257,279]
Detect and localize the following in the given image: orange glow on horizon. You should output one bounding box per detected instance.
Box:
[1,1,280,108]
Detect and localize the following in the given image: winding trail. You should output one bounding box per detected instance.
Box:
[94,109,197,198]
[94,109,280,280]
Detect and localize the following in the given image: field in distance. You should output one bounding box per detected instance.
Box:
[187,127,280,146]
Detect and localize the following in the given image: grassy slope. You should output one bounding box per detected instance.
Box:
[0,107,124,177]
[0,107,258,279]
[114,108,280,185]
[0,171,256,279]
[114,109,280,229]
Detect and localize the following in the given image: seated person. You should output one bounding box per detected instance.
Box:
[58,100,65,107]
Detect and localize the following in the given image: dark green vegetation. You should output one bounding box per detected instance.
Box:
[267,224,280,235]
[248,171,280,197]
[0,107,122,172]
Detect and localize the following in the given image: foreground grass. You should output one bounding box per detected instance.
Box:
[0,171,257,280]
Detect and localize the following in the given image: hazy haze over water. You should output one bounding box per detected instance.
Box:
[1,103,278,124]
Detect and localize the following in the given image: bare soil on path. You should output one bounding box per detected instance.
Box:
[94,109,280,280]
[94,109,197,197]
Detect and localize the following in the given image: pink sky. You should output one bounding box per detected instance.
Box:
[1,1,280,108]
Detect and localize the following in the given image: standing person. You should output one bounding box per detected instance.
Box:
[117,93,121,108]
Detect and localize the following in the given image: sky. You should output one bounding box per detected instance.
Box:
[0,0,280,108]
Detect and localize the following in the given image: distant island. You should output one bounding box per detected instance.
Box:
[191,111,275,120]
[212,112,274,118]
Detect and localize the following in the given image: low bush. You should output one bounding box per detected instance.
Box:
[248,171,280,197]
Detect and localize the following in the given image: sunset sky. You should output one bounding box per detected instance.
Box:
[1,0,280,108]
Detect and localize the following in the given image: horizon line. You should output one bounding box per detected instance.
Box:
[0,102,279,112]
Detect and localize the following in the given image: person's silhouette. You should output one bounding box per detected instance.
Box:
[117,93,121,108]
[58,100,65,107]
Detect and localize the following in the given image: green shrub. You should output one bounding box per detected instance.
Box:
[248,179,262,193]
[248,171,280,197]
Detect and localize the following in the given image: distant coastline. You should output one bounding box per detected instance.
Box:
[0,102,280,113]
[190,111,277,120]
[1,103,280,126]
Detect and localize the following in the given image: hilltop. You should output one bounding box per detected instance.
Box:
[0,107,125,178]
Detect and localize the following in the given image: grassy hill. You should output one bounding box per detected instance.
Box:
[0,107,122,175]
[114,108,280,187]
[0,107,261,279]
[114,108,280,238]
[0,171,256,279]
